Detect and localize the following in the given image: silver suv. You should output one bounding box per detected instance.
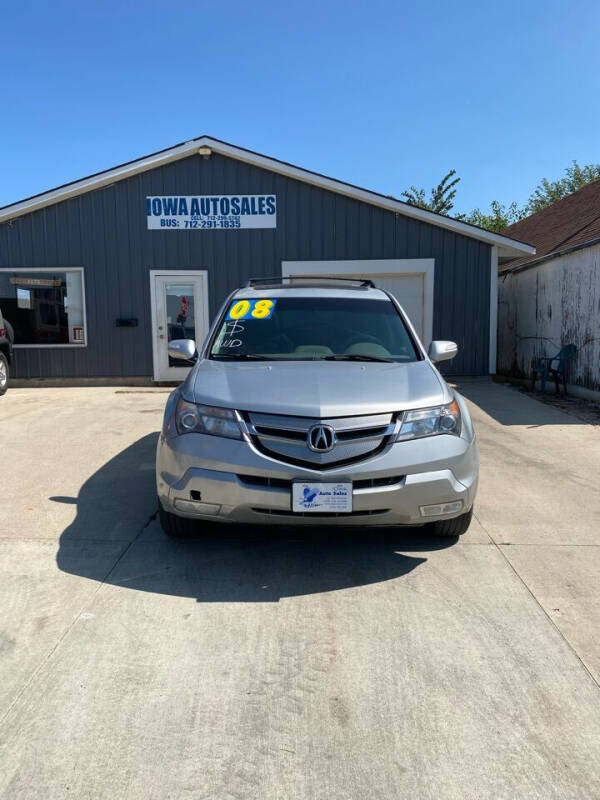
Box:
[156,277,478,538]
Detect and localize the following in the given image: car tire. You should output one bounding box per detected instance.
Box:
[159,502,198,538]
[431,507,473,537]
[4,319,14,345]
[0,352,9,396]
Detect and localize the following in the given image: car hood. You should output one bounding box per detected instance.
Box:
[185,359,450,417]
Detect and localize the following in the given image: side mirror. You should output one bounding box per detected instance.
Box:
[428,340,458,363]
[168,339,198,362]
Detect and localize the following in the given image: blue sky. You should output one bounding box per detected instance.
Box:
[2,0,599,214]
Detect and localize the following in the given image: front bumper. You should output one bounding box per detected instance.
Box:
[156,428,478,527]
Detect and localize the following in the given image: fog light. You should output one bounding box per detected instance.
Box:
[419,500,463,517]
[174,499,221,515]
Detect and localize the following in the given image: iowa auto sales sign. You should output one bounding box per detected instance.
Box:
[146,195,276,230]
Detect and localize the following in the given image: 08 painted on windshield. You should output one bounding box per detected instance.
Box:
[210,296,421,363]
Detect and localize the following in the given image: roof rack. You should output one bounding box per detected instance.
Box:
[244,275,375,289]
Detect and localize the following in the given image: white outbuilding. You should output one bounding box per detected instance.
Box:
[498,180,600,400]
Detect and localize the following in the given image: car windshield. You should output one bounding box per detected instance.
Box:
[209,296,420,362]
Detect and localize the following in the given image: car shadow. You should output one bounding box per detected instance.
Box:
[55,433,457,602]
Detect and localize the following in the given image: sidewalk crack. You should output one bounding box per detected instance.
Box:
[474,510,600,692]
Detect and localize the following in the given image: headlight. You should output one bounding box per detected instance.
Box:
[175,398,242,439]
[395,399,461,441]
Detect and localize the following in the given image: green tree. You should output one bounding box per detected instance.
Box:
[525,160,600,214]
[458,201,526,233]
[401,169,460,215]
[400,160,600,233]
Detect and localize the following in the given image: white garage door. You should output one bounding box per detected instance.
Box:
[282,259,434,346]
[354,274,424,340]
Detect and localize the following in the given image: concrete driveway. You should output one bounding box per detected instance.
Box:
[1,381,599,799]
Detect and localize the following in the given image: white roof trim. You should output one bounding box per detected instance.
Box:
[0,135,535,257]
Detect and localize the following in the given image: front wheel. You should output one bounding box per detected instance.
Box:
[159,503,199,538]
[0,352,9,396]
[431,507,473,537]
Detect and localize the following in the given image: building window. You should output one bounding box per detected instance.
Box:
[0,268,86,346]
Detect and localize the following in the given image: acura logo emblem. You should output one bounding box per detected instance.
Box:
[307,424,336,452]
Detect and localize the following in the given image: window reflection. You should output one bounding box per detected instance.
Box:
[0,271,85,345]
[166,284,195,365]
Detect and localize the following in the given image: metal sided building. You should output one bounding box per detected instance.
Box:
[0,136,534,383]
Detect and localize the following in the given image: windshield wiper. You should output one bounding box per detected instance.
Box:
[212,353,394,362]
[323,354,394,363]
[211,353,271,361]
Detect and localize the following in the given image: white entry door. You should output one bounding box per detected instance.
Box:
[150,271,209,381]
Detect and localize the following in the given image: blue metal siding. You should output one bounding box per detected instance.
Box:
[0,152,490,378]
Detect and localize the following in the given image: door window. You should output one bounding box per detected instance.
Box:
[165,284,196,365]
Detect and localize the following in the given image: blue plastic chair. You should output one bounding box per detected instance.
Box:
[531,344,577,395]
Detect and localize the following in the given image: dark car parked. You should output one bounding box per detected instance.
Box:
[0,307,13,395]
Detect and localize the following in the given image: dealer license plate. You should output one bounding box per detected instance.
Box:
[292,482,353,513]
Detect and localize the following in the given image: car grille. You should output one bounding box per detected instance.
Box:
[251,508,390,518]
[237,474,405,490]
[242,411,398,470]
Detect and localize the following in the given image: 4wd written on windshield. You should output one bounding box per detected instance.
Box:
[146,195,277,229]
